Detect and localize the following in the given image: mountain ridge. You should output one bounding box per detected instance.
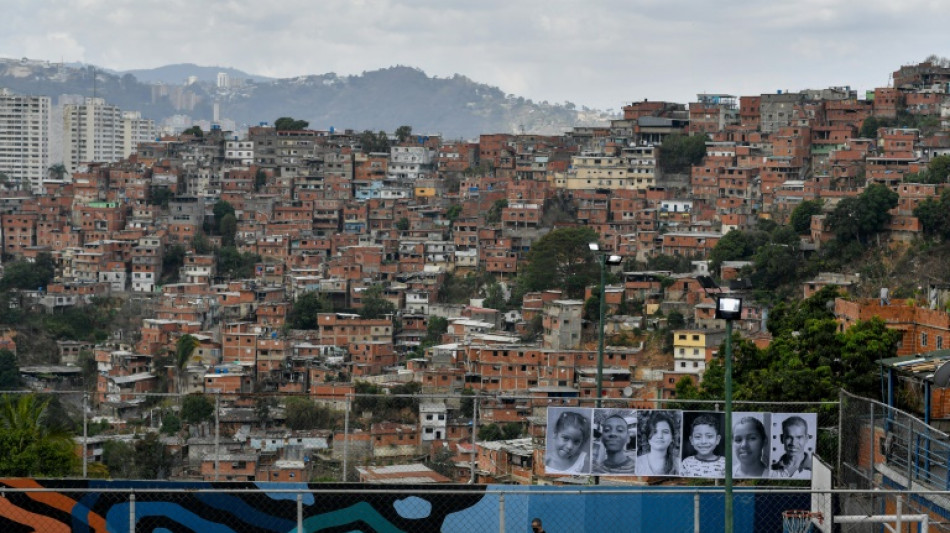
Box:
[0,58,613,139]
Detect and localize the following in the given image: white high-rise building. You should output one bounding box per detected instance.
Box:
[63,99,157,173]
[122,111,158,157]
[63,98,123,173]
[0,89,50,191]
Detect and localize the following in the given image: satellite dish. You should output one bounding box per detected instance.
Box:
[622,386,634,398]
[933,361,950,388]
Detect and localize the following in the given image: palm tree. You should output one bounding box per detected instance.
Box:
[175,334,199,394]
[0,394,77,476]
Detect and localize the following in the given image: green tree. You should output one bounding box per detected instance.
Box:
[216,246,261,280]
[928,155,950,183]
[255,396,277,430]
[254,169,268,191]
[696,286,898,403]
[445,204,462,222]
[826,183,898,245]
[0,350,20,390]
[518,226,600,299]
[0,395,78,477]
[709,229,768,273]
[175,334,199,393]
[161,412,182,435]
[149,187,174,208]
[485,199,507,224]
[358,285,396,320]
[181,394,214,425]
[285,397,334,430]
[478,423,503,441]
[192,233,213,254]
[645,254,694,273]
[395,217,410,231]
[482,282,506,310]
[274,117,309,131]
[914,189,950,238]
[134,432,173,479]
[162,244,186,283]
[219,213,237,246]
[0,252,56,291]
[658,133,707,174]
[460,387,475,418]
[102,440,135,478]
[667,310,686,330]
[751,242,799,292]
[47,164,67,181]
[212,200,235,235]
[358,130,391,153]
[182,125,203,137]
[501,422,523,440]
[424,316,449,345]
[789,200,823,234]
[858,116,887,139]
[395,125,413,143]
[288,291,333,329]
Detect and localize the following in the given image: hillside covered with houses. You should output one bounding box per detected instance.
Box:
[2,59,950,483]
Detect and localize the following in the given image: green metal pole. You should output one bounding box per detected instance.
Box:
[724,318,734,533]
[596,253,606,409]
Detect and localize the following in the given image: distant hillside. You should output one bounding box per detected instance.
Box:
[121,63,273,85]
[0,58,613,139]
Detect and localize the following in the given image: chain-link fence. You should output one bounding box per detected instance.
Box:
[0,484,942,532]
[4,387,950,530]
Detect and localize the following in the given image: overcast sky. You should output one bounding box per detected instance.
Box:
[5,0,948,111]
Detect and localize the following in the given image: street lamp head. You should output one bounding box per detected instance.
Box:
[606,255,622,265]
[715,296,742,320]
[588,242,600,252]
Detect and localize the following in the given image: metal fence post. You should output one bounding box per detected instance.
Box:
[869,402,875,481]
[498,492,505,533]
[129,492,136,533]
[895,493,903,532]
[297,492,304,533]
[907,424,914,483]
[343,393,350,482]
[82,391,88,478]
[214,392,220,481]
[470,393,479,484]
[837,391,844,480]
[694,491,700,533]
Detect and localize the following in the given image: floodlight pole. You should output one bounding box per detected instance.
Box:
[596,252,606,408]
[724,316,734,533]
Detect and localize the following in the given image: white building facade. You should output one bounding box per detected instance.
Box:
[0,89,50,192]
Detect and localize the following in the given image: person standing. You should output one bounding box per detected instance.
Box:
[531,518,546,533]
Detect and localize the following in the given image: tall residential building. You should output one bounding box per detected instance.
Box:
[0,89,50,192]
[63,98,123,173]
[63,98,157,173]
[122,111,158,158]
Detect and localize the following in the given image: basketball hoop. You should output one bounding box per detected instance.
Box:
[782,510,824,533]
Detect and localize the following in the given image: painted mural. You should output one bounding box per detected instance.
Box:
[0,479,809,532]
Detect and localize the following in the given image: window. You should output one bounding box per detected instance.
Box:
[922,333,928,347]
[939,336,944,350]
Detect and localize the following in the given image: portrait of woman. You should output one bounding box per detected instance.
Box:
[732,412,770,478]
[635,410,681,476]
[591,409,637,474]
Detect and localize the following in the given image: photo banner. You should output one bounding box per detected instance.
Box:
[544,408,816,480]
